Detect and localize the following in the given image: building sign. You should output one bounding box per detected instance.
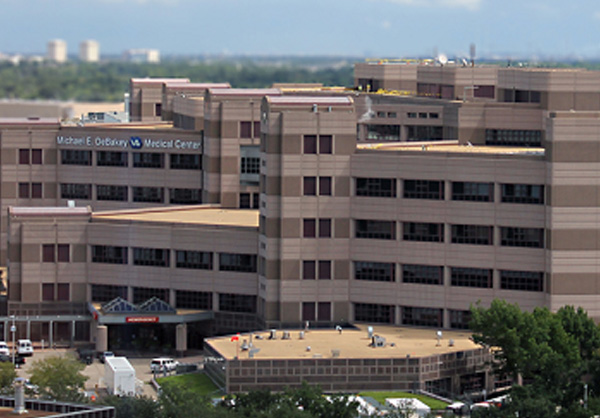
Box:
[126,316,160,323]
[56,135,201,151]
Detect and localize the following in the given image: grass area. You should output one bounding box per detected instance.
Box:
[156,372,221,396]
[359,391,449,410]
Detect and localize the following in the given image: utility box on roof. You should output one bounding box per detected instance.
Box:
[105,356,135,396]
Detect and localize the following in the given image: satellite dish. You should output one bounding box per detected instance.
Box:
[437,54,448,66]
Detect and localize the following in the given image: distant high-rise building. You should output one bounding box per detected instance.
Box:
[79,40,99,62]
[47,39,67,63]
[123,49,160,63]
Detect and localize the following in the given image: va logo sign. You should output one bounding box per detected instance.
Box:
[130,136,143,149]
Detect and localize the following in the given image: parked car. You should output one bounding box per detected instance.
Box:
[17,339,33,357]
[150,357,179,373]
[99,351,114,364]
[0,354,26,367]
[0,342,9,356]
[76,347,95,365]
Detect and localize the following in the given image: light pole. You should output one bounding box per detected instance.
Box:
[10,315,16,366]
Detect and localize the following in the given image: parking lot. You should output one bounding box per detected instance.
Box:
[12,347,205,399]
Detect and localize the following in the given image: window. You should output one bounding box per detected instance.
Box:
[18,183,42,199]
[133,287,168,304]
[303,135,317,154]
[176,290,212,310]
[450,267,492,288]
[91,284,127,302]
[407,112,417,118]
[155,103,162,117]
[403,180,444,200]
[319,261,331,280]
[57,244,70,262]
[60,183,91,200]
[57,283,69,301]
[302,302,316,321]
[42,244,55,262]
[355,219,396,240]
[402,307,442,327]
[97,185,128,201]
[239,121,261,139]
[239,193,259,209]
[219,253,257,273]
[429,113,439,119]
[403,222,444,242]
[133,153,164,168]
[19,149,29,164]
[377,111,386,118]
[170,154,201,170]
[132,187,164,203]
[354,261,395,282]
[319,177,332,196]
[451,225,493,245]
[170,189,202,205]
[42,284,54,301]
[219,293,256,313]
[449,310,472,329]
[501,184,544,204]
[303,135,332,154]
[485,129,542,147]
[500,270,544,292]
[418,112,428,119]
[452,182,493,202]
[365,125,400,141]
[97,151,128,167]
[19,149,42,164]
[303,219,316,238]
[303,177,316,196]
[91,245,128,264]
[303,261,316,280]
[318,219,331,238]
[354,303,394,324]
[318,302,331,321]
[241,157,260,174]
[402,264,443,285]
[319,135,332,154]
[61,150,91,165]
[133,247,170,267]
[356,178,397,197]
[407,125,444,141]
[387,112,397,118]
[500,227,544,248]
[18,183,29,199]
[175,250,212,270]
[31,183,42,199]
[474,85,495,99]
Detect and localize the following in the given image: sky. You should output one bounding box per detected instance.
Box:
[0,0,599,59]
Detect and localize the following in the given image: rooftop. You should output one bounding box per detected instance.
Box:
[208,88,281,97]
[357,141,545,156]
[267,96,354,106]
[206,324,480,361]
[92,206,259,228]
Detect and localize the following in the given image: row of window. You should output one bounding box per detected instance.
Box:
[91,246,257,272]
[356,179,544,204]
[55,184,202,204]
[90,284,256,313]
[58,150,201,170]
[354,303,472,329]
[485,129,542,147]
[353,221,544,247]
[353,262,544,291]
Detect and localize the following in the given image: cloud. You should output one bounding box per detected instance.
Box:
[376,0,482,11]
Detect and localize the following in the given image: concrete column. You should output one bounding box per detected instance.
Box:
[49,321,53,348]
[96,326,108,353]
[26,321,30,340]
[176,323,187,356]
[71,320,75,346]
[3,321,7,342]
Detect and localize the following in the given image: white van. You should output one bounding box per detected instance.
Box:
[0,342,9,356]
[150,357,178,373]
[17,339,33,356]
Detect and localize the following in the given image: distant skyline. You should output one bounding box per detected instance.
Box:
[0,0,599,59]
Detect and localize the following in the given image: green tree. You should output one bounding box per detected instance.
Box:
[28,355,88,402]
[0,362,16,394]
[101,395,162,418]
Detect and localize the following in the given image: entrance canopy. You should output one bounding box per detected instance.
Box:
[89,297,213,325]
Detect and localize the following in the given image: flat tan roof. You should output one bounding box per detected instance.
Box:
[92,206,259,227]
[206,324,479,360]
[358,141,544,156]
